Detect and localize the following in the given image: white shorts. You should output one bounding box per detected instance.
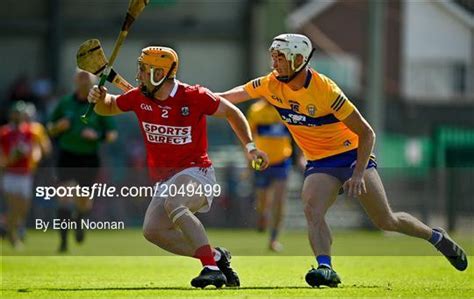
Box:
[1,173,33,199]
[152,166,217,213]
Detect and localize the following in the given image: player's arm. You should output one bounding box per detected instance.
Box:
[31,127,51,165]
[47,119,69,137]
[100,116,119,143]
[105,131,118,143]
[341,109,376,196]
[216,85,253,104]
[36,125,52,156]
[212,97,269,169]
[31,142,43,166]
[47,100,70,137]
[88,86,124,116]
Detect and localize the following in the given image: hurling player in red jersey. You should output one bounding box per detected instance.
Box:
[0,101,41,248]
[88,46,269,288]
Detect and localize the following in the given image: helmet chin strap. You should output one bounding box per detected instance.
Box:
[276,48,315,83]
[140,62,177,99]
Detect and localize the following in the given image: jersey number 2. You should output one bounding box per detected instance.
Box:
[161,109,169,118]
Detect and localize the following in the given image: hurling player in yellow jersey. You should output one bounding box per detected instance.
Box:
[247,99,292,251]
[218,33,467,287]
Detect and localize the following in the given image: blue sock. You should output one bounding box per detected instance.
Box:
[270,228,278,242]
[428,229,443,245]
[316,255,331,268]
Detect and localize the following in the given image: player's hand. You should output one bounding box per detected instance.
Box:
[88,85,107,104]
[56,118,70,132]
[343,173,367,198]
[248,149,269,171]
[81,128,99,141]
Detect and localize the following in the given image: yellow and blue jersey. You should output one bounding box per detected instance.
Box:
[244,69,358,161]
[247,100,292,166]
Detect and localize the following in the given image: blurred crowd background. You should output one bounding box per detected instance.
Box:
[0,0,473,232]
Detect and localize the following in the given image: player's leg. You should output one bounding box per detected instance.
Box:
[143,181,226,288]
[165,174,227,288]
[56,180,75,253]
[302,173,340,260]
[142,194,194,256]
[268,161,291,251]
[358,168,431,238]
[161,175,210,247]
[254,172,271,232]
[56,197,73,252]
[74,196,92,243]
[143,168,233,287]
[5,193,22,247]
[15,174,33,242]
[255,188,270,231]
[268,178,287,252]
[359,168,468,271]
[302,172,342,287]
[55,150,75,252]
[16,195,31,242]
[73,154,99,244]
[17,198,30,227]
[2,175,19,246]
[3,173,31,247]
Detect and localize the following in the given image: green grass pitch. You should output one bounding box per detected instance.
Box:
[2,229,473,298]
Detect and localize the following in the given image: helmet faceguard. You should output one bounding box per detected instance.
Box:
[137,46,178,98]
[269,33,315,83]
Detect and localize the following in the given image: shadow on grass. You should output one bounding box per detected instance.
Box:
[16,285,386,292]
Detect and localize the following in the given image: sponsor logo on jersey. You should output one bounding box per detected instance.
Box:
[140,103,153,111]
[281,113,307,125]
[142,121,192,145]
[275,107,339,127]
[181,106,190,116]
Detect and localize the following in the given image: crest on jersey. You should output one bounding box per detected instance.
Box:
[288,100,300,112]
[181,106,190,116]
[306,104,316,116]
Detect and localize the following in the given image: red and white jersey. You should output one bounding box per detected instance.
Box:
[116,80,220,182]
[0,123,35,174]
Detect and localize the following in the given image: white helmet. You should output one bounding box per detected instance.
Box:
[269,33,313,72]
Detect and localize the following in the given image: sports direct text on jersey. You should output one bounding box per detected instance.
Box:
[142,121,192,145]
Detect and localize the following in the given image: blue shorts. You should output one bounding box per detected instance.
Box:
[255,159,291,188]
[304,149,377,183]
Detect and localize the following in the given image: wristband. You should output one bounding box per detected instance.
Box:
[245,142,257,153]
